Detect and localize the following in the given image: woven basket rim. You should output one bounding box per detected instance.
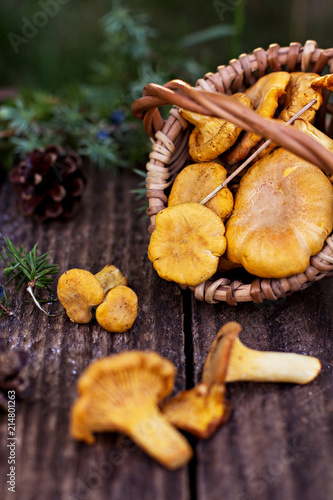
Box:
[132,40,333,305]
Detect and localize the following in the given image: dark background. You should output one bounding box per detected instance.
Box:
[1,0,332,91]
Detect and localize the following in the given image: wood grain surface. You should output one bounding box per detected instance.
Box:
[0,171,332,500]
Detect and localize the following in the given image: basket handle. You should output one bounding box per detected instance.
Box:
[132,79,333,176]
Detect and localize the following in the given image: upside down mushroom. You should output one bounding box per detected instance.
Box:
[162,322,236,438]
[148,202,226,287]
[279,72,323,123]
[311,73,333,92]
[292,118,333,153]
[211,322,321,384]
[223,71,291,164]
[226,147,333,278]
[168,161,234,220]
[70,351,193,469]
[179,92,253,162]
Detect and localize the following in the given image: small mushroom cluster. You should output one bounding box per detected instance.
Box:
[57,265,138,333]
[148,72,333,284]
[70,322,321,468]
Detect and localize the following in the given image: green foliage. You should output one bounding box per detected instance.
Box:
[1,238,58,291]
[0,238,59,316]
[0,0,242,174]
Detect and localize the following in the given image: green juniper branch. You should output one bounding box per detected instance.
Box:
[0,238,59,316]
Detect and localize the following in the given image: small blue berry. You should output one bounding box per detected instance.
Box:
[109,109,125,126]
[0,284,4,300]
[96,130,110,141]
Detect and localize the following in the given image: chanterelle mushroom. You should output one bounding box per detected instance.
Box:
[279,72,323,123]
[70,351,193,469]
[212,322,321,384]
[292,118,333,181]
[168,161,234,220]
[179,92,253,162]
[162,322,235,438]
[96,285,138,333]
[292,118,333,153]
[57,269,104,323]
[311,73,333,92]
[57,265,128,324]
[148,202,227,287]
[226,147,333,278]
[224,72,291,164]
[94,265,127,295]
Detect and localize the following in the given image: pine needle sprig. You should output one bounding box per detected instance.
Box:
[0,238,59,316]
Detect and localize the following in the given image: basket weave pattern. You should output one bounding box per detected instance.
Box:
[132,41,333,305]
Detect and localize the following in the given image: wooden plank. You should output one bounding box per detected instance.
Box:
[191,281,333,500]
[0,172,189,500]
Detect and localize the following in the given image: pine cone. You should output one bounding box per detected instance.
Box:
[9,145,86,220]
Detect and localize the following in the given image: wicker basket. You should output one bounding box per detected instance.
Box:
[132,40,333,305]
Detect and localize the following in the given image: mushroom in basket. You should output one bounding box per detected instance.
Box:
[223,71,291,164]
[179,92,253,162]
[168,161,234,220]
[148,202,227,287]
[225,147,333,278]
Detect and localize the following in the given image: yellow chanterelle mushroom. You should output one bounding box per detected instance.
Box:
[211,322,321,384]
[311,73,333,92]
[179,92,253,162]
[279,72,323,123]
[168,161,234,220]
[148,202,227,287]
[224,71,291,164]
[226,147,333,278]
[57,269,105,324]
[70,351,193,469]
[57,265,128,324]
[96,285,138,333]
[162,322,237,438]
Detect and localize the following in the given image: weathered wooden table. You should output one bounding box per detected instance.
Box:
[0,171,332,500]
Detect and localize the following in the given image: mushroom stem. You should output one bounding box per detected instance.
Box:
[128,407,193,469]
[225,336,321,385]
[178,108,210,128]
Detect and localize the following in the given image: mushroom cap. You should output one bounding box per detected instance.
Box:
[168,161,234,220]
[95,285,138,333]
[224,72,291,164]
[226,148,333,278]
[57,269,104,323]
[279,72,323,123]
[148,202,227,286]
[180,92,253,162]
[94,265,128,295]
[71,351,175,443]
[162,383,229,439]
